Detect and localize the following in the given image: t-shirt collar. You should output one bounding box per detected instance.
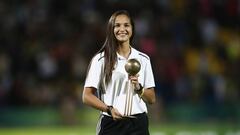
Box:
[117,46,138,60]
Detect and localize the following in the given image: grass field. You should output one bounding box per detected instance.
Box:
[0,123,239,135]
[0,107,239,135]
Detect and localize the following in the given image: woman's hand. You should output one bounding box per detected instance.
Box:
[111,108,123,121]
[128,74,141,91]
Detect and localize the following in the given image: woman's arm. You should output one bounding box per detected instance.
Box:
[140,87,156,104]
[82,87,123,120]
[82,87,107,111]
[129,75,156,104]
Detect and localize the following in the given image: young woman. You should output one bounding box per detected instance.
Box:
[82,10,156,135]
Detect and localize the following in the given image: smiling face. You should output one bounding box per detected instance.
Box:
[114,14,133,44]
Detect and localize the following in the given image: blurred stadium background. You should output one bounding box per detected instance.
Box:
[0,0,239,134]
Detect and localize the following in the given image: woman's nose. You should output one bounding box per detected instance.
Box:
[119,25,125,31]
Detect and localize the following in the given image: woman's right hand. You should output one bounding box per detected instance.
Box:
[111,108,123,121]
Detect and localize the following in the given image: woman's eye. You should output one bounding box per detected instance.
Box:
[114,23,131,28]
[114,24,120,27]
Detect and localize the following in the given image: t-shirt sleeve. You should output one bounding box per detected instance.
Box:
[143,59,155,89]
[84,55,103,89]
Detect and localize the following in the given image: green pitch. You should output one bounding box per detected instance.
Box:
[0,123,238,135]
[0,107,239,135]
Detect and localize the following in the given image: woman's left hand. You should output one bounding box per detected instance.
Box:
[128,74,140,91]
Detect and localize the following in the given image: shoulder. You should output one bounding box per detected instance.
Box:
[92,52,105,62]
[138,52,150,61]
[132,48,150,61]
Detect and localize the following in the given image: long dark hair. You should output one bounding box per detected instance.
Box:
[98,10,135,85]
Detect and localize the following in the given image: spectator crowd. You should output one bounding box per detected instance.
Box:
[0,0,239,121]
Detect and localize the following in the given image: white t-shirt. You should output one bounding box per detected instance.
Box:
[84,47,155,116]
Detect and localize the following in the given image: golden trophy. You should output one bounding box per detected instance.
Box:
[124,59,141,117]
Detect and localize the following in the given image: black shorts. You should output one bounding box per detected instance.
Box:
[96,112,150,135]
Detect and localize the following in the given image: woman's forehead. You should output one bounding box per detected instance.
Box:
[115,14,130,23]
